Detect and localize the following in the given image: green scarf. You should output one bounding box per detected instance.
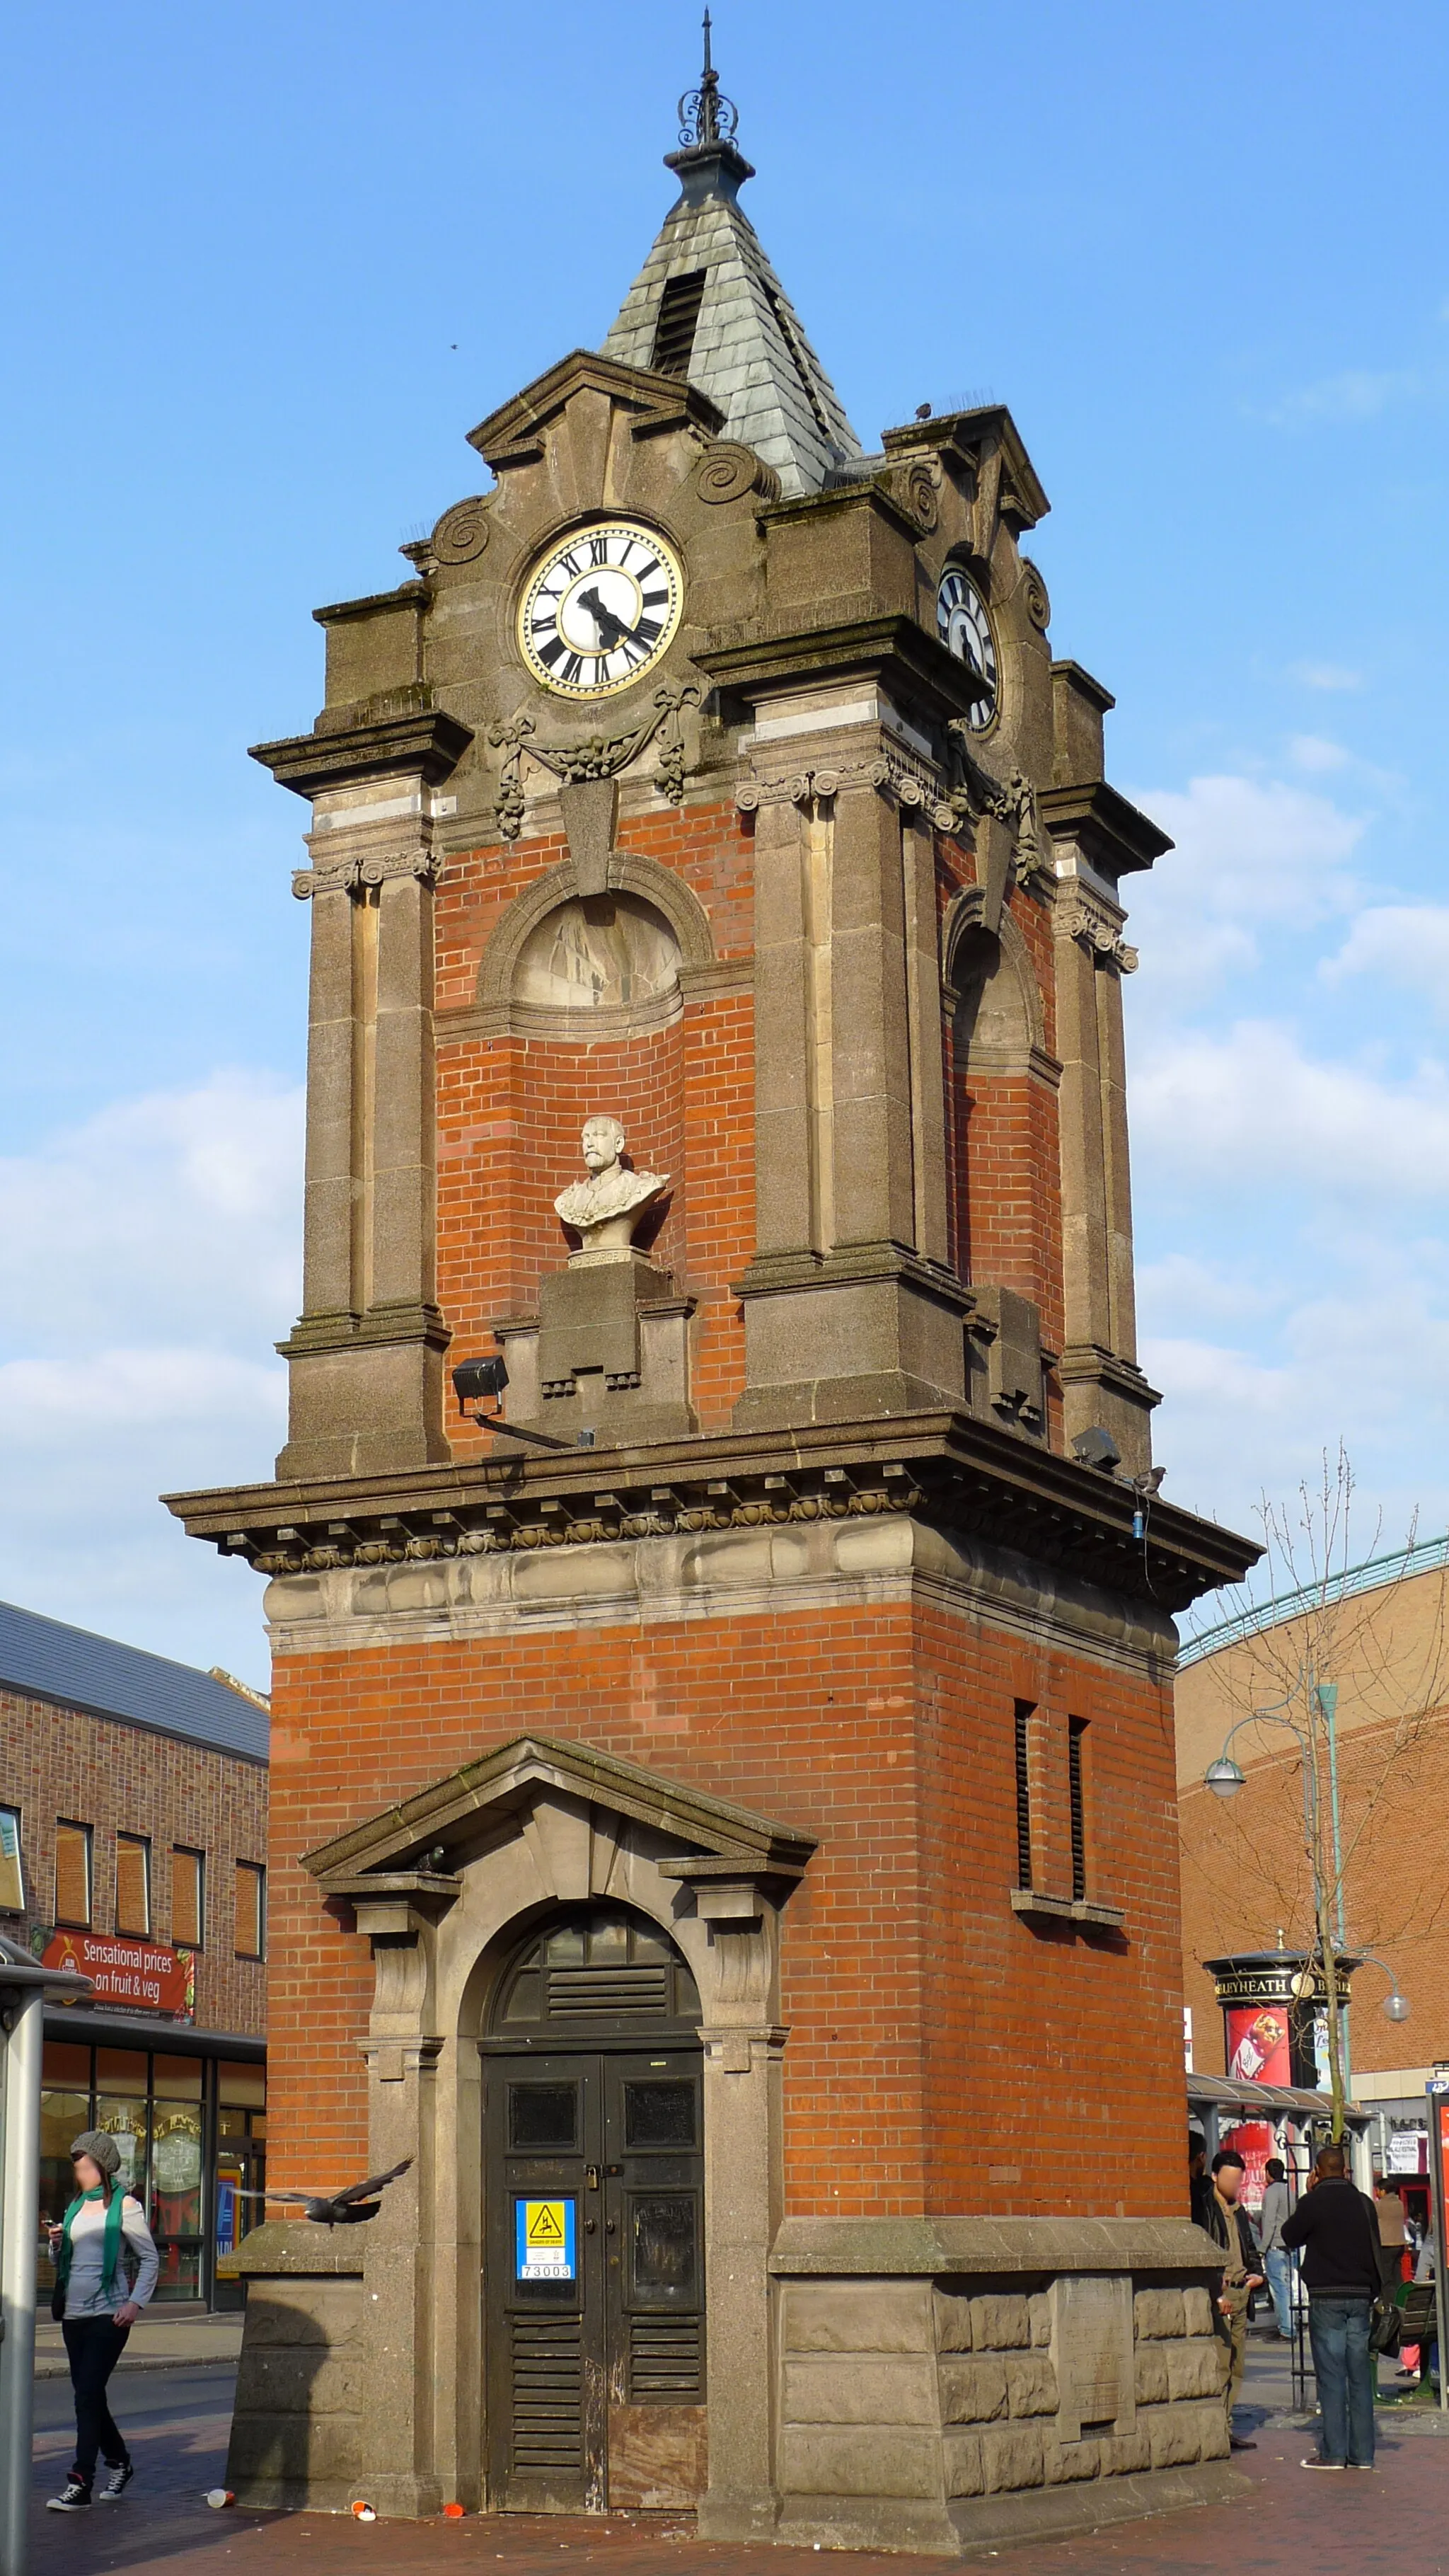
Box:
[57,2184,125,2307]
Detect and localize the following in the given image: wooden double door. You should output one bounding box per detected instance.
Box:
[485,2048,706,2511]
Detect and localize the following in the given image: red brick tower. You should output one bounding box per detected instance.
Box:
[171,38,1253,2549]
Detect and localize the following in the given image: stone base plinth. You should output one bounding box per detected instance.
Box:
[744,2217,1242,2554]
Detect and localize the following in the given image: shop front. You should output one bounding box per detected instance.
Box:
[38,2013,265,2311]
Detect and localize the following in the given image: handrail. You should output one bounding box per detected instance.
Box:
[1179,1529,1449,1667]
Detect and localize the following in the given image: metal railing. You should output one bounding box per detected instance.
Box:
[1179,1531,1449,1668]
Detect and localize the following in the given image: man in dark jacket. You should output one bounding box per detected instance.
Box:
[1281,2141,1382,2469]
[1201,2149,1265,2449]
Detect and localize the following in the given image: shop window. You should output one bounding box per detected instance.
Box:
[0,1805,23,1912]
[38,2081,94,2286]
[115,1834,151,1938]
[234,1861,266,1960]
[172,1846,205,1949]
[1068,1718,1090,1903]
[54,1822,92,1928]
[151,2062,204,2302]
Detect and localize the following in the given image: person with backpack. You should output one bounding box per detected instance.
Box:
[44,2130,158,2512]
[1281,2139,1382,2470]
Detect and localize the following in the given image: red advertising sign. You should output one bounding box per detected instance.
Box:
[1221,2120,1276,2214]
[41,1930,191,2018]
[1225,2003,1291,2086]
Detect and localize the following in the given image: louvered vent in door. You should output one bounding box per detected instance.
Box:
[510,2318,583,2474]
[548,1966,668,2016]
[628,2313,702,2402]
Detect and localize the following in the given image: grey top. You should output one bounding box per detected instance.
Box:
[0,1597,267,1764]
[603,149,861,498]
[1259,2178,1291,2252]
[61,2193,159,2318]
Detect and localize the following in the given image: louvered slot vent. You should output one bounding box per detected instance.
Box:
[650,269,707,377]
[548,1966,669,2016]
[629,2313,703,2402]
[510,2318,583,2471]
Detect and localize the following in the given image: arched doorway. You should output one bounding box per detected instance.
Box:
[483,1906,705,2512]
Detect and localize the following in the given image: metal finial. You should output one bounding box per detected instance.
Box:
[678,7,739,148]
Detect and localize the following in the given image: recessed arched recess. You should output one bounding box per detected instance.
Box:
[943,900,1055,1291]
[474,852,717,1042]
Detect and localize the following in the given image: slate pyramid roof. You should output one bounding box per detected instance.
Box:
[602,50,862,500]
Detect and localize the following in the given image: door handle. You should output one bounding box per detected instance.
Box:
[584,2219,597,2234]
[606,2219,617,2235]
[584,2165,601,2190]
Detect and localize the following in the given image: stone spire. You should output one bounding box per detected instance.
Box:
[601,14,862,499]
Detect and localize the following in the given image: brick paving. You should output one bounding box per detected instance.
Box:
[26,2359,1449,2576]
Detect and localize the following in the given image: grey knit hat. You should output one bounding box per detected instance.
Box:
[70,2129,121,2177]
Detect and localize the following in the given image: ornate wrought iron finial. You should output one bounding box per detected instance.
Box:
[678,8,739,147]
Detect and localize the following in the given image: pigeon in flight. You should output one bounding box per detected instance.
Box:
[239,2158,412,2227]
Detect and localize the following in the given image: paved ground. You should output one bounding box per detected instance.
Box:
[33,2310,243,2379]
[25,2333,1449,2576]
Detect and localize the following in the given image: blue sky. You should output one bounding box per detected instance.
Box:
[2,0,1447,1682]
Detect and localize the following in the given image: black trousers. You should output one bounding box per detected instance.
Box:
[62,2317,131,2483]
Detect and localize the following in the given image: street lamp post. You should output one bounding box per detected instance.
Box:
[1204,1679,1404,2140]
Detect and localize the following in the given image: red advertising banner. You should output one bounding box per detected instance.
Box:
[41,1929,191,2017]
[1220,2120,1276,2214]
[1225,2003,1291,2086]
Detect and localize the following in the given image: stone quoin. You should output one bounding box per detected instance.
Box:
[166,25,1258,2548]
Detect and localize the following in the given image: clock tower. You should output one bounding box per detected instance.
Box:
[171,28,1254,2548]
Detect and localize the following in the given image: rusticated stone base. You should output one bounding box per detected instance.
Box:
[218,2227,365,2512]
[749,2218,1240,2555]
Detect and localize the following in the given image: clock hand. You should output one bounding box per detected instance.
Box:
[578,585,630,650]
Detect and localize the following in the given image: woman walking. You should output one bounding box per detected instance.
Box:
[45,2130,158,2512]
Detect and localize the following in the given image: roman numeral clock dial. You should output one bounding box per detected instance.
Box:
[518,521,685,699]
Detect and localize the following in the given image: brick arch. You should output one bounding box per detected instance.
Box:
[475,851,717,1039]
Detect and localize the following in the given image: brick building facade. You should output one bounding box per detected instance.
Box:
[0,1597,267,2307]
[1177,1548,1449,2192]
[170,45,1254,2546]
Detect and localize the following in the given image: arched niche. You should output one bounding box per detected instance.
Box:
[474,853,716,1040]
[945,900,1046,1076]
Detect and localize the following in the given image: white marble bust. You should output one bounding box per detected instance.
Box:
[554,1117,668,1258]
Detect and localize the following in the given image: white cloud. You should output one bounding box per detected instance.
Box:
[1264,367,1420,427]
[1141,1255,1449,1551]
[1290,662,1363,693]
[1288,733,1350,773]
[1125,773,1367,1000]
[1322,906,1449,1011]
[0,1074,302,1680]
[0,1071,303,1346]
[1132,1019,1449,1195]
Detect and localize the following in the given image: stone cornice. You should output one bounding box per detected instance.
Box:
[1039,780,1172,880]
[250,709,475,801]
[695,615,991,731]
[162,1408,1257,1613]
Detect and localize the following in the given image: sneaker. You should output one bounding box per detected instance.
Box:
[1345,2461,1378,2471]
[1300,2456,1345,2471]
[46,2482,92,2512]
[98,2463,134,2501]
[1230,2434,1258,2450]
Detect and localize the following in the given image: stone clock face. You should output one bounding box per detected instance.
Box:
[518,521,684,700]
[936,569,998,729]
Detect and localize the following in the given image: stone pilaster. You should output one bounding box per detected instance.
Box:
[253,711,470,1481]
[731,703,970,1427]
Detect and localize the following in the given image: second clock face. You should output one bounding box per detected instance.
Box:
[936,568,998,729]
[519,521,684,699]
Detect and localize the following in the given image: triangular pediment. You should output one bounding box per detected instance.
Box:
[467,350,725,475]
[302,1730,814,1892]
